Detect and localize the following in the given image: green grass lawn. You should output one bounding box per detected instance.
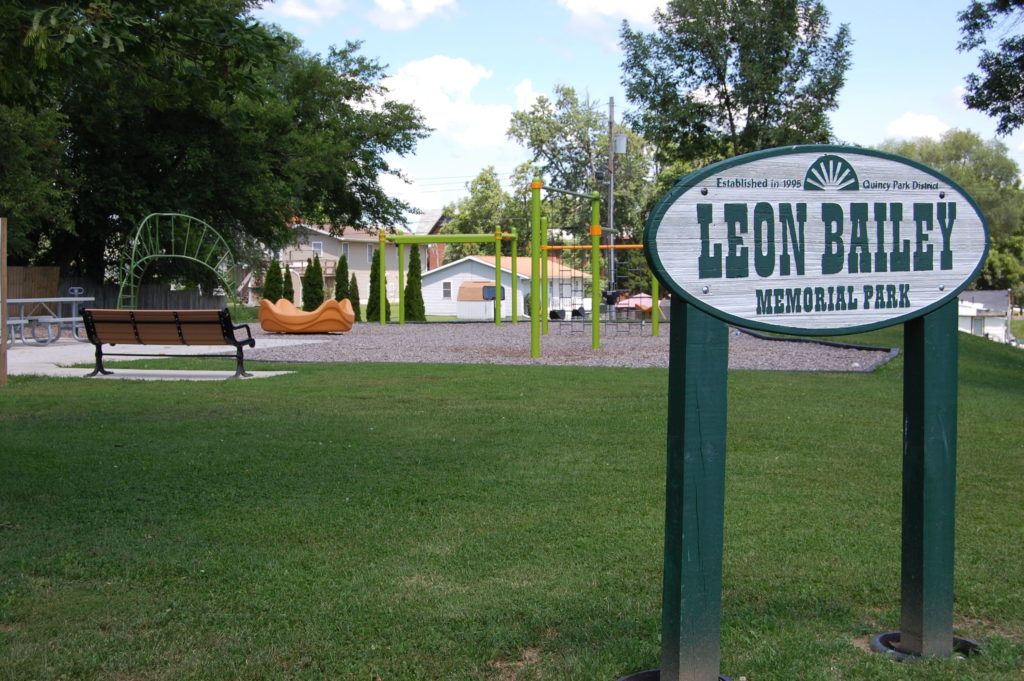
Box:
[1,330,1021,680]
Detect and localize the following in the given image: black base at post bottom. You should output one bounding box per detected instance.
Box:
[870,632,981,661]
[616,671,732,681]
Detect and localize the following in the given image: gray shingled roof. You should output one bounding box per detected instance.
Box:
[959,289,1011,313]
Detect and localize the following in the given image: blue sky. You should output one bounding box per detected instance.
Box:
[253,0,1024,220]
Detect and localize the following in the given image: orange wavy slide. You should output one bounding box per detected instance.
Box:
[258,298,355,333]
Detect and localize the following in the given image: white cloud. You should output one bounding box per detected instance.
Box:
[513,79,541,111]
[369,0,456,31]
[884,112,951,140]
[384,56,513,149]
[951,84,969,111]
[556,0,664,24]
[270,0,346,22]
[379,57,537,212]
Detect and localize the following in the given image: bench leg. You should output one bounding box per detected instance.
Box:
[85,344,114,377]
[231,346,253,379]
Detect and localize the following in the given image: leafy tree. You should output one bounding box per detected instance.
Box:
[620,0,852,165]
[282,264,295,303]
[349,273,362,321]
[879,129,1024,299]
[366,248,391,322]
[976,233,1024,302]
[507,87,655,241]
[878,130,1024,241]
[509,87,605,199]
[0,106,74,258]
[335,254,350,301]
[958,0,1024,134]
[301,259,313,305]
[0,1,279,105]
[404,245,427,321]
[441,168,513,261]
[0,3,428,280]
[302,255,325,311]
[263,259,283,302]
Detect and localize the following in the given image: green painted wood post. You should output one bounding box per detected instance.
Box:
[540,216,548,335]
[662,297,729,681]
[530,180,542,357]
[511,231,518,323]
[590,192,601,350]
[378,233,386,326]
[900,300,958,657]
[397,241,405,325]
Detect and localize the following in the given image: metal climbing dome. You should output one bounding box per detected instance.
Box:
[117,213,239,309]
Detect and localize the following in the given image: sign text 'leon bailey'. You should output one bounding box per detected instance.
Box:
[644,147,988,335]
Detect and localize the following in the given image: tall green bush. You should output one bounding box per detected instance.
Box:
[303,255,325,311]
[365,249,391,323]
[335,254,350,302]
[282,264,294,303]
[349,273,361,321]
[404,245,426,321]
[263,259,283,302]
[300,258,312,307]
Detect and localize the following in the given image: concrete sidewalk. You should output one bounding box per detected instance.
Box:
[1,335,317,381]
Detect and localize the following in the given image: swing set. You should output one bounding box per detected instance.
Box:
[375,230,518,325]
[529,179,661,358]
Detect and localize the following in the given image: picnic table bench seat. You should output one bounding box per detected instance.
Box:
[80,308,255,378]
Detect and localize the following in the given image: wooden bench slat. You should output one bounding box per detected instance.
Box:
[80,308,255,378]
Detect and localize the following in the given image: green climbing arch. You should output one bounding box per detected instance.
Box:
[117,213,239,309]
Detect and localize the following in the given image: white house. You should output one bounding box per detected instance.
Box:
[958,289,1014,344]
[420,255,588,320]
[273,224,427,309]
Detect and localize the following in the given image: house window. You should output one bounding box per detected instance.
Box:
[341,243,349,259]
[311,241,323,256]
[442,282,452,299]
[368,245,376,264]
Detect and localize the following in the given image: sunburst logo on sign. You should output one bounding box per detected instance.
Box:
[803,154,859,191]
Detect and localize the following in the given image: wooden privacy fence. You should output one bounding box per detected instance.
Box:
[61,280,226,310]
[5,268,226,310]
[6,266,59,299]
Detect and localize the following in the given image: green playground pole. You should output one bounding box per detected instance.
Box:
[590,192,601,350]
[494,230,502,326]
[378,233,386,325]
[530,179,542,358]
[511,231,518,323]
[541,216,549,336]
[397,241,405,325]
[652,274,660,337]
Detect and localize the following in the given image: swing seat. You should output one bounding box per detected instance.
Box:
[258,298,355,333]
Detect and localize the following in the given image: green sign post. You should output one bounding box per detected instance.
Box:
[630,146,988,680]
[901,301,959,657]
[661,299,729,681]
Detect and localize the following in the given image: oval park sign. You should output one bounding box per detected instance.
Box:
[644,145,989,335]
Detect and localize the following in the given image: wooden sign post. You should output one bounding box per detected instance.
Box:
[629,146,989,680]
[661,298,730,681]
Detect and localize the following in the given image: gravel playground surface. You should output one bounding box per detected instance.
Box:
[246,321,897,372]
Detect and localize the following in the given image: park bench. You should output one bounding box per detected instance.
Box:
[80,308,256,378]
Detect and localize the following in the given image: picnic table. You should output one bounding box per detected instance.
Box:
[6,294,95,345]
